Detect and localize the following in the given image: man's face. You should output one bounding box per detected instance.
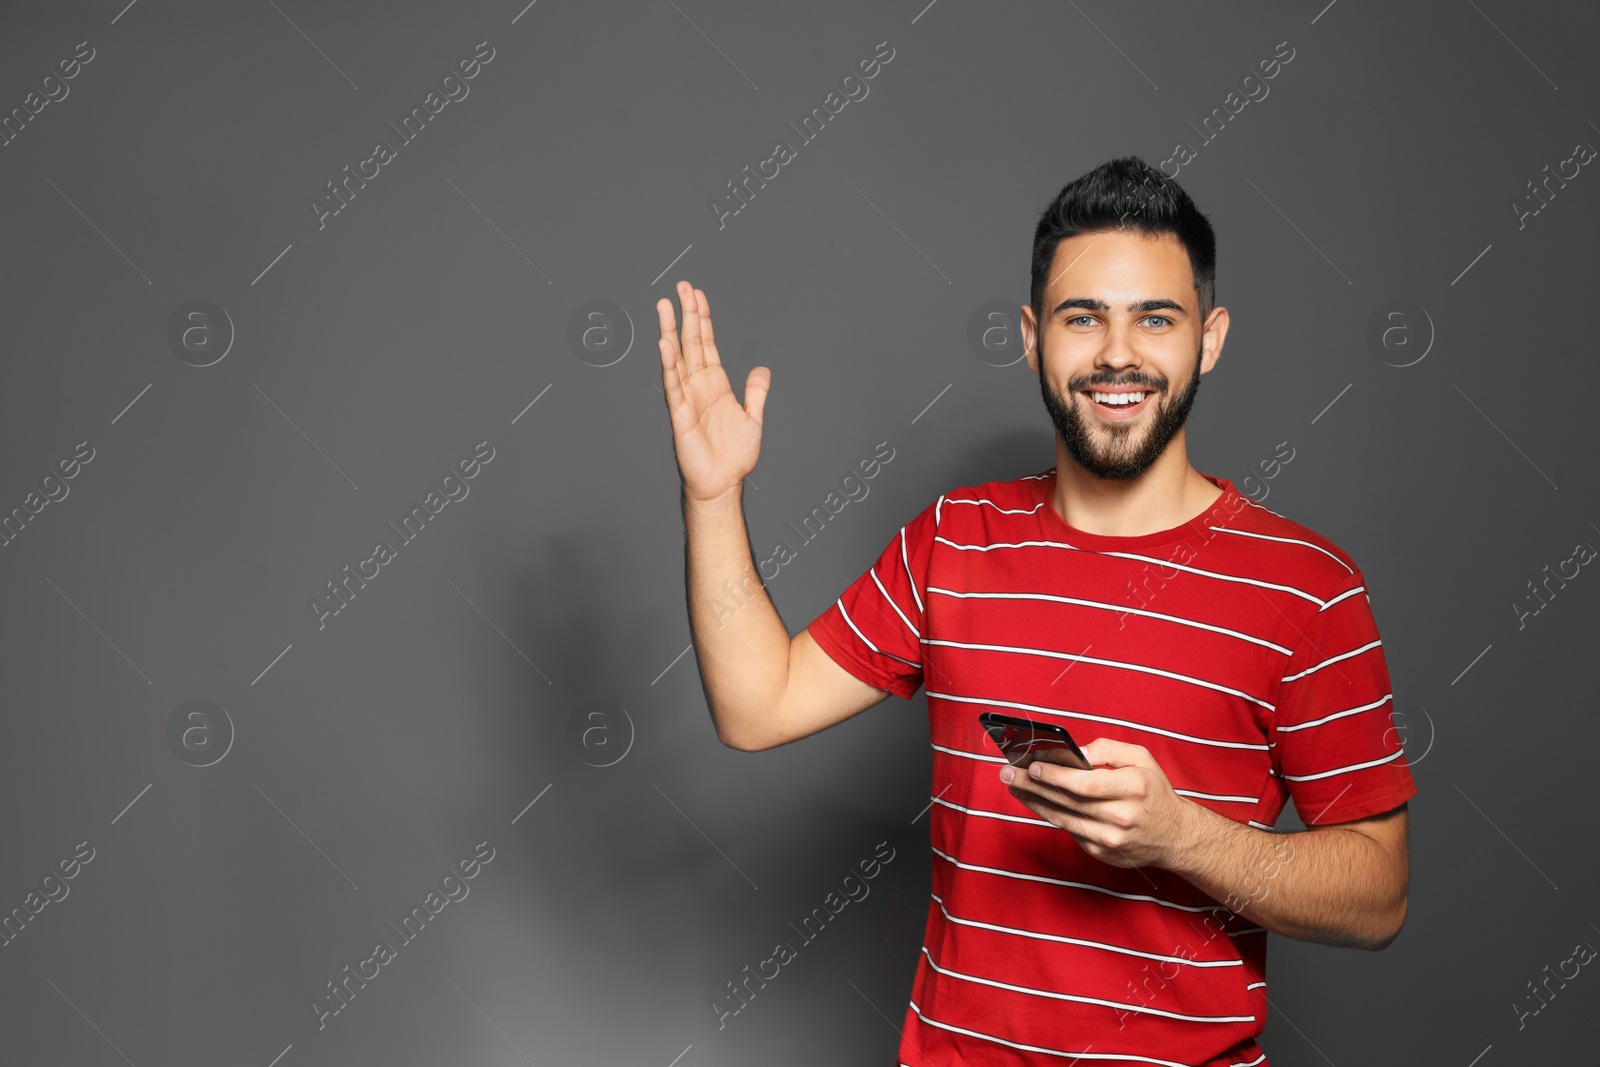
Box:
[1023,229,1217,481]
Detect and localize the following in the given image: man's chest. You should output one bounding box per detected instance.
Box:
[921,543,1292,796]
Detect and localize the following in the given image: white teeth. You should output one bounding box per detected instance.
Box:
[1090,391,1146,405]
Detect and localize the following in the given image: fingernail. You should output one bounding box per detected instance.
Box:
[1029,762,1042,778]
[999,766,1014,783]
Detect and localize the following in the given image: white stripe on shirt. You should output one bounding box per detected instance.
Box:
[835,599,919,669]
[933,537,1328,607]
[1279,747,1405,782]
[871,567,920,640]
[931,845,1225,914]
[908,999,1209,1066]
[925,639,1277,711]
[1276,693,1393,732]
[1281,639,1382,683]
[928,892,1244,968]
[1205,525,1353,574]
[927,692,1273,751]
[927,587,1295,655]
[918,946,1256,1024]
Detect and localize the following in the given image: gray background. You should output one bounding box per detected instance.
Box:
[0,0,1594,1064]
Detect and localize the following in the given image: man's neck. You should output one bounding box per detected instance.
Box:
[1051,448,1223,538]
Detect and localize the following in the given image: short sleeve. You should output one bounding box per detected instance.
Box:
[805,495,941,700]
[1271,570,1417,826]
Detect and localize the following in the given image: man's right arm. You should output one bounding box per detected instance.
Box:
[658,279,892,750]
[684,492,892,751]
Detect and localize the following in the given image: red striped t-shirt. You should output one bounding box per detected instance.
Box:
[806,466,1417,1067]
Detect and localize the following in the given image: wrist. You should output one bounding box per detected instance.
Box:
[1160,795,1219,876]
[684,487,743,514]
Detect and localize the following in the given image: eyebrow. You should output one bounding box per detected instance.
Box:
[1052,297,1187,316]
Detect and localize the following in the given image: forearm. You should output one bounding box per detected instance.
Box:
[1164,801,1405,950]
[683,490,789,748]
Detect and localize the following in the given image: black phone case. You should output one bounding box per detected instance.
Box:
[978,712,1091,770]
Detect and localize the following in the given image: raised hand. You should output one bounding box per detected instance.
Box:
[657,280,771,506]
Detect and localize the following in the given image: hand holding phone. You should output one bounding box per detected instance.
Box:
[978,712,1091,771]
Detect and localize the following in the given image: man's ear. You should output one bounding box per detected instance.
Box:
[1200,306,1229,374]
[1020,304,1039,374]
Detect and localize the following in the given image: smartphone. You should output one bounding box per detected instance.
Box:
[978,712,1091,771]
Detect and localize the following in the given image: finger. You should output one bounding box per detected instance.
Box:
[677,280,704,373]
[1080,738,1149,770]
[743,366,771,425]
[656,295,687,389]
[1018,761,1110,801]
[1008,786,1089,834]
[657,296,688,404]
[695,287,722,368]
[659,337,691,427]
[656,295,681,362]
[659,334,676,389]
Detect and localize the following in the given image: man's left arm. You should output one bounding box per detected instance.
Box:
[1001,740,1409,951]
[1166,791,1408,950]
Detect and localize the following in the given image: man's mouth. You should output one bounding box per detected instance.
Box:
[1082,389,1153,417]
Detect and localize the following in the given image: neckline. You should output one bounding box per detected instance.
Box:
[1033,467,1239,551]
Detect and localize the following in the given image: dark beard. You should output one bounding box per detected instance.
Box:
[1038,342,1204,481]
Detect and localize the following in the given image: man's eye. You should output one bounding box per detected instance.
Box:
[1066,314,1171,327]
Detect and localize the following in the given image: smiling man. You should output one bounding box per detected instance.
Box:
[661,155,1415,1067]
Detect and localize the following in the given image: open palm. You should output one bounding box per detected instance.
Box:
[657,280,771,505]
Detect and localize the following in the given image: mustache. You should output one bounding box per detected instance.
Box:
[1075,379,1162,392]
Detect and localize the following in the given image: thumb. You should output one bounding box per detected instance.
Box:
[744,366,772,425]
[1080,738,1148,769]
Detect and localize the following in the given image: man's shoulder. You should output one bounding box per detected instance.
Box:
[940,465,1053,505]
[1212,489,1365,596]
[915,467,1049,527]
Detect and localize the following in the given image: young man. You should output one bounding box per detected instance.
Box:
[659,156,1414,1066]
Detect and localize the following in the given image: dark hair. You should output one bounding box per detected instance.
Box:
[1029,156,1217,327]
